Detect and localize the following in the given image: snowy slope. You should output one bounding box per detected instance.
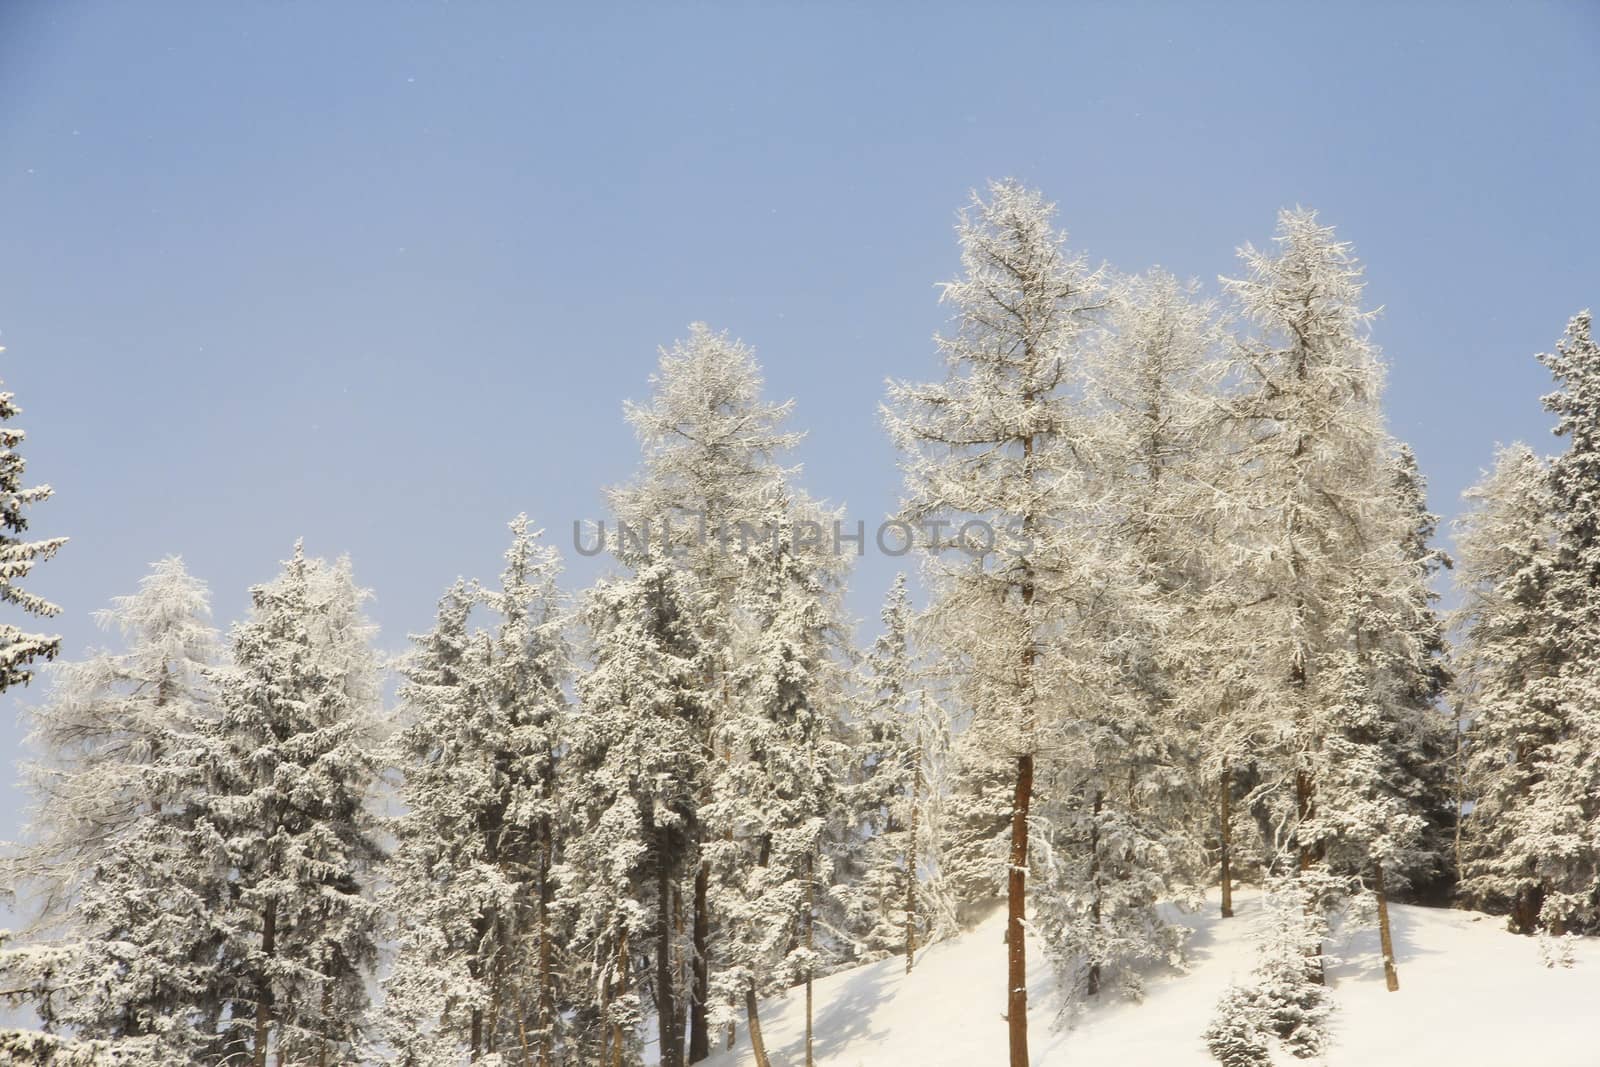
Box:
[702,891,1600,1067]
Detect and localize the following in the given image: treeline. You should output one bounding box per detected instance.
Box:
[0,181,1593,1067]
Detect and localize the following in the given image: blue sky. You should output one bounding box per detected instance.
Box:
[1,2,1596,831]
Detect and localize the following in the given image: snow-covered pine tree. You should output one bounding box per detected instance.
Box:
[562,559,713,1067]
[205,545,384,1067]
[1207,209,1399,892]
[1203,875,1333,1067]
[1456,313,1600,935]
[1,558,226,1064]
[607,324,829,1065]
[1026,268,1223,1002]
[1454,444,1564,932]
[847,574,926,970]
[0,361,66,692]
[884,179,1108,1065]
[472,516,573,1064]
[1287,439,1455,992]
[377,580,483,1067]
[1527,310,1600,934]
[1382,445,1459,903]
[705,517,847,1067]
[382,517,573,1066]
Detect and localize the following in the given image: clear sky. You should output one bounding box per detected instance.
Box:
[1,2,1596,833]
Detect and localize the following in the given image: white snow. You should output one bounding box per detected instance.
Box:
[702,890,1600,1067]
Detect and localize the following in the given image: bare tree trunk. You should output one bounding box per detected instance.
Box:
[537,822,555,1067]
[657,836,682,1067]
[1293,768,1326,985]
[1374,861,1399,992]
[673,883,688,1061]
[253,899,277,1067]
[744,987,772,1067]
[805,849,816,1067]
[1007,753,1033,1067]
[317,977,332,1067]
[689,862,711,1062]
[511,966,534,1067]
[1087,790,1104,998]
[1453,708,1466,881]
[1220,768,1235,919]
[611,929,630,1067]
[906,716,922,974]
[905,795,919,974]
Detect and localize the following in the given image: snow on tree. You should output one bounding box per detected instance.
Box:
[1457,312,1600,935]
[1454,444,1564,931]
[375,579,483,1067]
[845,573,927,969]
[1528,310,1600,934]
[562,559,713,1067]
[0,360,66,693]
[1206,207,1396,878]
[380,517,573,1066]
[1203,876,1333,1067]
[884,178,1112,1066]
[604,323,838,1066]
[204,545,384,1067]
[1381,444,1459,901]
[1,558,226,1065]
[1026,268,1223,1001]
[472,515,573,1064]
[704,517,847,1067]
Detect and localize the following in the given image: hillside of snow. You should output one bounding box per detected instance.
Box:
[702,890,1600,1067]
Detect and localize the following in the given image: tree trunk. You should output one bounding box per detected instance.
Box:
[657,835,681,1067]
[906,794,919,974]
[1087,790,1103,998]
[611,929,630,1067]
[1007,752,1033,1067]
[488,951,504,1056]
[1512,885,1544,935]
[908,726,921,979]
[1292,769,1325,985]
[537,822,555,1067]
[744,986,772,1067]
[689,862,711,1062]
[1374,861,1399,992]
[673,883,688,1061]
[253,899,277,1067]
[317,977,332,1067]
[805,849,816,1067]
[1220,768,1235,919]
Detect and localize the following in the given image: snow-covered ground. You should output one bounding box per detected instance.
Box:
[703,890,1600,1067]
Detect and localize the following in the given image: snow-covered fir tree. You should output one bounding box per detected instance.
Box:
[846,574,913,964]
[1203,875,1334,1067]
[376,579,483,1067]
[705,520,847,1067]
[381,516,573,1066]
[562,559,713,1067]
[1454,444,1563,931]
[1457,312,1600,935]
[884,178,1112,1065]
[471,516,573,1064]
[604,324,841,1065]
[0,363,66,692]
[1382,445,1458,901]
[204,545,384,1067]
[1027,268,1222,1004]
[1203,212,1428,928]
[1,558,226,1065]
[1527,310,1600,934]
